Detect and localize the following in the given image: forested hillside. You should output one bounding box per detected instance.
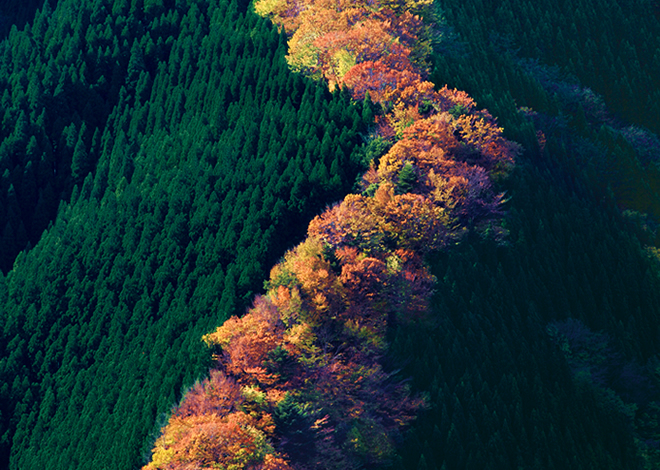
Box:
[2,0,660,469]
[437,0,660,135]
[389,1,660,468]
[0,0,370,468]
[140,0,660,469]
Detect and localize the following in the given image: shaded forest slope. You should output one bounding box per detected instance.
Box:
[389,1,660,469]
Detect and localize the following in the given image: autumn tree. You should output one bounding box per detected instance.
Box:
[144,369,290,470]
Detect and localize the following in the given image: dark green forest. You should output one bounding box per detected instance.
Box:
[437,0,660,135]
[2,0,660,469]
[0,0,49,39]
[388,163,660,470]
[388,1,660,468]
[0,0,370,468]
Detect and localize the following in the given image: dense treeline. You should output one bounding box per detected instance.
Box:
[0,0,370,468]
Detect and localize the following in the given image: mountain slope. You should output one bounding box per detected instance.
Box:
[0,0,370,468]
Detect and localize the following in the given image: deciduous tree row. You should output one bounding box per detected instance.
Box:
[142,1,520,468]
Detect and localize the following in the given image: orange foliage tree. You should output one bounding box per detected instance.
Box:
[144,370,291,470]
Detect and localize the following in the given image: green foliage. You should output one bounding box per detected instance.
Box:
[273,393,317,462]
[264,345,297,382]
[0,0,370,468]
[447,104,468,118]
[396,162,417,195]
[359,135,392,168]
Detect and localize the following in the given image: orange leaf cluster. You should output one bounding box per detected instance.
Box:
[144,371,290,470]
[307,185,454,255]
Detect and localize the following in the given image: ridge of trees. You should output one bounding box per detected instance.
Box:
[141,1,520,468]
